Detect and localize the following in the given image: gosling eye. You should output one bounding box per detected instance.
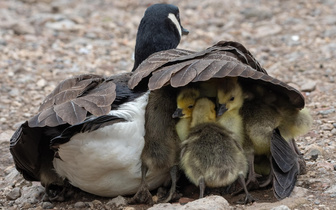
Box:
[188,105,194,109]
[230,97,235,101]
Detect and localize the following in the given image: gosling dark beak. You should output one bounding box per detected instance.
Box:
[172,108,184,118]
[217,104,228,116]
[181,27,189,36]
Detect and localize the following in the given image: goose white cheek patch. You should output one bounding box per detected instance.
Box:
[168,13,182,37]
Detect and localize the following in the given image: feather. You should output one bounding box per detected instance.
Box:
[271,129,298,173]
[148,61,194,90]
[51,115,126,147]
[28,75,116,127]
[271,129,299,199]
[272,157,298,200]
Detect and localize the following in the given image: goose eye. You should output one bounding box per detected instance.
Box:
[230,97,235,101]
[188,105,193,109]
[176,13,180,19]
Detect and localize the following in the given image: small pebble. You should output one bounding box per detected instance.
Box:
[6,188,21,200]
[106,195,127,207]
[74,201,86,208]
[318,109,335,115]
[271,205,291,210]
[42,202,54,209]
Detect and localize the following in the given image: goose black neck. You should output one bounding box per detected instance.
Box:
[131,4,183,71]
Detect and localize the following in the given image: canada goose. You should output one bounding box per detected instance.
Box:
[128,41,307,200]
[10,3,188,201]
[180,98,254,203]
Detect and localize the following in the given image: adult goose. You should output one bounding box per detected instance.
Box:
[128,41,309,200]
[9,3,188,201]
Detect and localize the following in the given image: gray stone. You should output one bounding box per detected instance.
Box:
[271,205,290,210]
[15,184,45,205]
[304,145,324,160]
[42,201,54,209]
[300,80,317,92]
[318,109,335,115]
[325,184,336,193]
[321,124,334,131]
[255,24,282,38]
[74,201,86,208]
[149,195,230,210]
[6,188,21,200]
[45,19,83,31]
[107,195,127,208]
[290,186,309,198]
[11,22,35,35]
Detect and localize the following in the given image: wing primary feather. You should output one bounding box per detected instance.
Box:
[50,115,126,147]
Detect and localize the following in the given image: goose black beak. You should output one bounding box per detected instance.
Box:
[182,27,189,36]
[217,104,228,116]
[172,108,184,118]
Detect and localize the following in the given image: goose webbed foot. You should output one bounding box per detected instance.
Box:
[258,172,273,188]
[236,193,255,205]
[128,184,153,205]
[232,171,261,195]
[234,174,255,204]
[43,181,73,202]
[245,173,262,191]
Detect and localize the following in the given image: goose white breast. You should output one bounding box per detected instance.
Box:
[53,91,169,196]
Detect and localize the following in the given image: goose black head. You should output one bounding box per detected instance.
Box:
[132,4,188,71]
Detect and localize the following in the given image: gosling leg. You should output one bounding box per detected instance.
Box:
[160,165,178,203]
[199,177,205,198]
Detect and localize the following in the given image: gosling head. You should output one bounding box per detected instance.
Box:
[173,88,200,118]
[190,98,217,127]
[217,77,244,116]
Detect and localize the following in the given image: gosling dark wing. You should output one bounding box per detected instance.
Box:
[28,74,116,127]
[129,41,304,108]
[271,129,299,199]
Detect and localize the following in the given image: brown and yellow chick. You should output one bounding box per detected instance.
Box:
[173,81,218,141]
[216,77,245,146]
[180,98,254,203]
[173,87,200,141]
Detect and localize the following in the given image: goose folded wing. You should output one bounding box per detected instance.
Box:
[50,115,126,148]
[9,121,69,181]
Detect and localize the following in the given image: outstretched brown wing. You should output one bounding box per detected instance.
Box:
[28,74,116,127]
[129,41,304,109]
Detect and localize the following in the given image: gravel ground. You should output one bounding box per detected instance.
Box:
[1,0,336,209]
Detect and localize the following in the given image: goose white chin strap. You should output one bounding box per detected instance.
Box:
[168,13,182,37]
